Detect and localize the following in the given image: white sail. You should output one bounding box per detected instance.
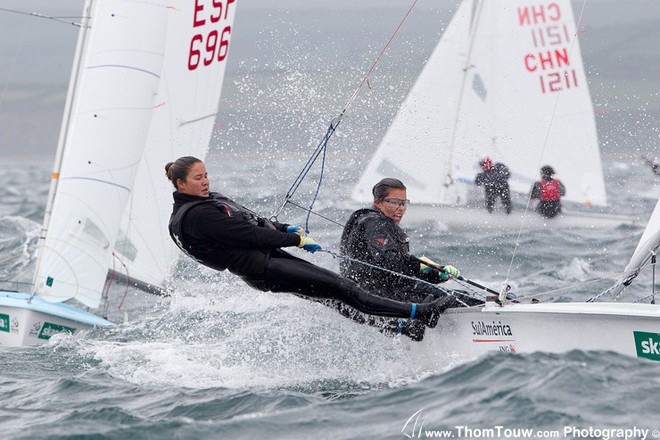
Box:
[352,0,476,205]
[352,0,606,207]
[32,0,168,308]
[114,1,238,290]
[621,198,660,278]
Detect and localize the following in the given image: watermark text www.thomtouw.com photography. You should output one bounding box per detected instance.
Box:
[401,409,656,439]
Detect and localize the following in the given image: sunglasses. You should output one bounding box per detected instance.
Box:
[382,198,410,207]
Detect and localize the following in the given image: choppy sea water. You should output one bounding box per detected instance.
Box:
[2,1,660,438]
[1,157,660,439]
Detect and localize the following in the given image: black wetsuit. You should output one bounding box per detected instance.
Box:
[475,163,512,214]
[338,208,455,340]
[168,192,447,327]
[340,208,442,299]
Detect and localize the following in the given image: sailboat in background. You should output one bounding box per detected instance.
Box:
[0,0,236,346]
[352,0,635,229]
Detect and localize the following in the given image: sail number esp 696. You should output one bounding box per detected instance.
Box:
[188,0,235,71]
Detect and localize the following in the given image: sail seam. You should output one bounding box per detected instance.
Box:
[87,64,161,78]
[62,176,131,192]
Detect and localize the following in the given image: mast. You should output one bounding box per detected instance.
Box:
[442,0,485,203]
[31,0,95,297]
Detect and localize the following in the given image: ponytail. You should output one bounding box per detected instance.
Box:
[165,156,202,190]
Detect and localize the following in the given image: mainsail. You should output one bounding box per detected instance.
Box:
[32,0,168,308]
[114,1,238,292]
[32,0,237,306]
[352,0,606,207]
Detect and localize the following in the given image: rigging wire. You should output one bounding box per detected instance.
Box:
[503,0,593,289]
[0,7,85,27]
[0,253,23,265]
[271,0,420,229]
[319,249,478,307]
[340,0,420,115]
[651,254,656,304]
[112,253,132,310]
[285,200,346,229]
[272,115,341,231]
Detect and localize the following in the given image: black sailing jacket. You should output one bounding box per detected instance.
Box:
[169,192,300,278]
[474,162,511,193]
[339,208,440,301]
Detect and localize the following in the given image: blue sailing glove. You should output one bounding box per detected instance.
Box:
[440,265,460,281]
[286,225,305,236]
[298,236,321,253]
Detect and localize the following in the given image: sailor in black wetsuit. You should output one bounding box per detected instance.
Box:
[165,156,453,331]
[474,157,512,214]
[340,177,465,341]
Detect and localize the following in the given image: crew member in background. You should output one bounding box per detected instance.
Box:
[339,177,470,341]
[474,157,512,214]
[530,165,566,218]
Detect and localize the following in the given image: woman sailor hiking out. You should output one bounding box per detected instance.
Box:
[165,156,454,334]
[338,177,477,341]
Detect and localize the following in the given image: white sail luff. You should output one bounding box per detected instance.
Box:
[32,0,95,295]
[622,198,660,278]
[33,0,168,308]
[443,0,485,201]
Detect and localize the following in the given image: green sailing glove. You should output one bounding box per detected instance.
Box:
[440,265,460,281]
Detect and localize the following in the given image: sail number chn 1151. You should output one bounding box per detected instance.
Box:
[188,0,235,71]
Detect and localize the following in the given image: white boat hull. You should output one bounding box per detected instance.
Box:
[403,204,638,232]
[0,292,114,347]
[432,301,660,362]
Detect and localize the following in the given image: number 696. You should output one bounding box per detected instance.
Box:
[188,26,231,71]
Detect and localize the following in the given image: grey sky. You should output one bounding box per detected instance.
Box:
[1,0,658,160]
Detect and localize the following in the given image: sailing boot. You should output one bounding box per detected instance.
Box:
[415,294,457,328]
[398,320,426,341]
